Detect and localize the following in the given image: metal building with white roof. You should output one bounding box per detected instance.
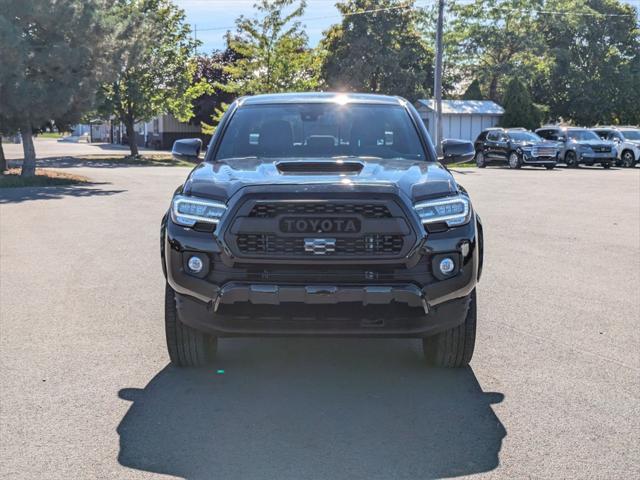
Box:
[414,99,505,143]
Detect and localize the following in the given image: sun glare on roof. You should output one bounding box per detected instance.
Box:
[334,94,350,105]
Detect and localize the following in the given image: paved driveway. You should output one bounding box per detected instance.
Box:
[3,137,154,161]
[1,163,639,479]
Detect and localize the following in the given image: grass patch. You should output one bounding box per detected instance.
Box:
[73,154,195,167]
[37,132,65,139]
[445,162,476,168]
[453,162,476,168]
[0,168,90,188]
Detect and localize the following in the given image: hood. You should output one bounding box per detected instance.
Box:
[183,157,459,202]
[571,139,613,148]
[513,139,558,148]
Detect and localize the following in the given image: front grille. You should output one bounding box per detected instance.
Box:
[593,146,611,153]
[532,146,557,157]
[249,203,392,218]
[237,234,404,256]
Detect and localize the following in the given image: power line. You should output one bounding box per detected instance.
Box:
[195,1,420,32]
[193,0,637,33]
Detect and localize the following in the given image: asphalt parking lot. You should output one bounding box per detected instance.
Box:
[1,151,639,479]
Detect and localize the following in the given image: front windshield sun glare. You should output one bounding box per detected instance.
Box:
[215,103,426,161]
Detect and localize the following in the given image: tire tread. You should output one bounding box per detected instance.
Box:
[165,284,216,367]
[423,290,477,368]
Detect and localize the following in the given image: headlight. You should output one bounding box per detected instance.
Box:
[578,144,592,152]
[171,195,227,227]
[414,195,471,227]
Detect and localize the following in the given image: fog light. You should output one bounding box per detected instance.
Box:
[439,257,455,275]
[187,256,204,273]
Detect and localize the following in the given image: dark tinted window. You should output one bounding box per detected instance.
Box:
[537,129,558,140]
[592,130,610,140]
[567,129,599,141]
[487,131,501,141]
[216,104,426,160]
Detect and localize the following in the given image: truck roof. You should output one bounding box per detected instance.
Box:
[238,92,407,106]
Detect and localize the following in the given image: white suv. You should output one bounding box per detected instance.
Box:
[592,127,640,168]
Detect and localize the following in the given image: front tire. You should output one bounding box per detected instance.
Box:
[423,290,477,368]
[475,151,486,168]
[545,165,555,170]
[565,151,578,168]
[508,152,521,169]
[165,284,217,367]
[621,150,636,168]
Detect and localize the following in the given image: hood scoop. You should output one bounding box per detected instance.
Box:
[276,160,364,175]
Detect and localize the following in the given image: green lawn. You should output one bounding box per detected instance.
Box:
[0,168,90,188]
[98,154,196,167]
[449,162,476,168]
[37,132,65,139]
[8,153,197,171]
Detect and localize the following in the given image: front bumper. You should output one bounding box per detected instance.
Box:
[578,152,614,164]
[522,156,557,166]
[163,196,481,337]
[174,288,472,337]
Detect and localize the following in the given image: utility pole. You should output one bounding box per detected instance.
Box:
[434,0,445,156]
[194,24,198,56]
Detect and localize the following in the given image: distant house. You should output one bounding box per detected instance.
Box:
[110,113,208,150]
[414,100,504,143]
[140,114,207,150]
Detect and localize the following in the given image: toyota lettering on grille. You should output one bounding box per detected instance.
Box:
[280,217,361,234]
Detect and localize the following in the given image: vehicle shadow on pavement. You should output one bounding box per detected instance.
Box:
[0,184,125,204]
[117,338,505,479]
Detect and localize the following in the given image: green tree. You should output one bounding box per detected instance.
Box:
[461,79,484,100]
[223,0,320,95]
[535,0,640,125]
[191,47,240,134]
[320,0,433,101]
[0,0,115,176]
[99,0,204,156]
[449,0,548,102]
[501,77,540,129]
[190,42,244,135]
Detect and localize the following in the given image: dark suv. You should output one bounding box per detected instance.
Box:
[474,128,558,169]
[162,93,482,368]
[536,126,616,168]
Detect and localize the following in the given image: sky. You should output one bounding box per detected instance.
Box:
[176,0,640,54]
[174,0,342,54]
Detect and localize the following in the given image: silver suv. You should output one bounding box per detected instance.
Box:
[536,126,616,169]
[592,126,640,168]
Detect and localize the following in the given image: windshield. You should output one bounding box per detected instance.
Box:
[508,131,542,142]
[621,129,640,140]
[567,129,599,141]
[215,104,427,160]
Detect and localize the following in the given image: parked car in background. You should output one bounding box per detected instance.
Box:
[591,126,640,168]
[536,126,616,169]
[473,128,558,169]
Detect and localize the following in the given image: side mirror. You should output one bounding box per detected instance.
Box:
[172,138,202,162]
[440,138,475,165]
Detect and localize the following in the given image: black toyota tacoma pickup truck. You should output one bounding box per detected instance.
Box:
[161,93,482,368]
